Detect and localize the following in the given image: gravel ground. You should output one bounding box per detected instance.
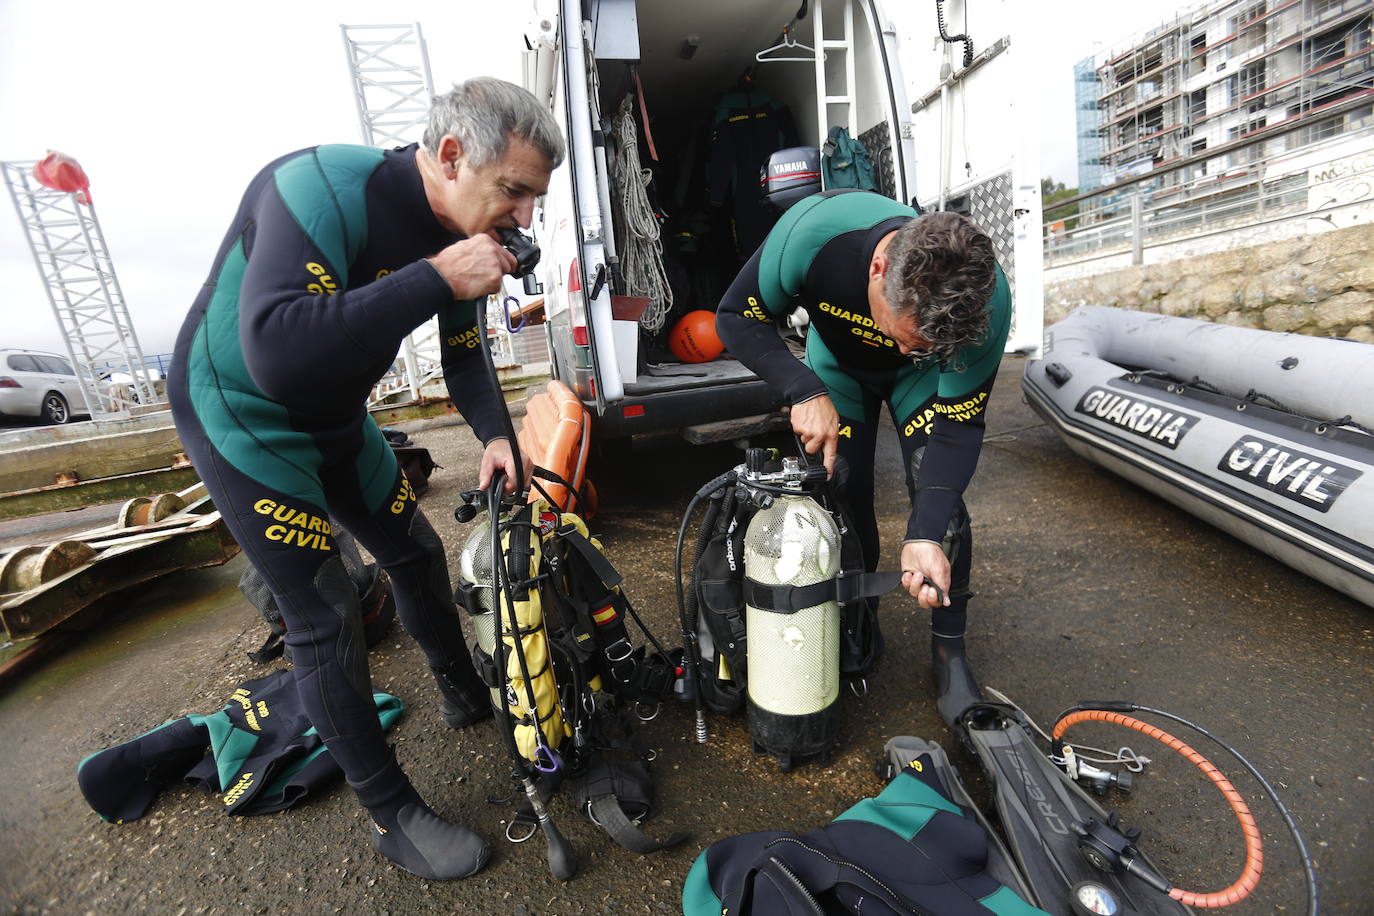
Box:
[0,358,1368,914]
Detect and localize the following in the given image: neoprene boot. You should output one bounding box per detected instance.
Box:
[352,758,490,880]
[931,632,984,728]
[433,659,493,728]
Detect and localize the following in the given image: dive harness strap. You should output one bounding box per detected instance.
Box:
[742,570,903,614]
[552,523,624,589]
[586,794,689,853]
[545,523,676,704]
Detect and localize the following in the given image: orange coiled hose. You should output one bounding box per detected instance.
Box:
[1053,709,1263,907]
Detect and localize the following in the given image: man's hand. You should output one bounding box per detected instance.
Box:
[478,437,532,494]
[428,235,518,300]
[900,540,951,610]
[788,394,839,477]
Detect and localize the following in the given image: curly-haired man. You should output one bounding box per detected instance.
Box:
[715,189,1010,726]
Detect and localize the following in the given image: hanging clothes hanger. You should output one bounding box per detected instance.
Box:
[754,24,817,63]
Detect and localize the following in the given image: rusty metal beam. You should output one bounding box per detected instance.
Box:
[0,484,239,642]
[0,467,201,522]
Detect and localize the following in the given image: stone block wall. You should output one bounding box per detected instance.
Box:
[1043,222,1374,343]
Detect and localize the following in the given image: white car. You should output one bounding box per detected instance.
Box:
[0,348,93,424]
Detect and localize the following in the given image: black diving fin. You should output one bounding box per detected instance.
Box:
[957,703,1192,916]
[882,735,1036,906]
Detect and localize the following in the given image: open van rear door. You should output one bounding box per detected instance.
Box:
[523,0,623,414]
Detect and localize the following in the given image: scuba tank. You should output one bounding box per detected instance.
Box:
[739,449,841,768]
[677,446,899,769]
[454,500,570,766]
[455,513,505,712]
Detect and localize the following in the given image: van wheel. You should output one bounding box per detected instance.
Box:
[41,391,70,425]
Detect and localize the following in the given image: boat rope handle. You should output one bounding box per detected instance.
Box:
[1053,710,1263,908]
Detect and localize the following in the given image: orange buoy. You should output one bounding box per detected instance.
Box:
[668,310,724,363]
[517,380,595,517]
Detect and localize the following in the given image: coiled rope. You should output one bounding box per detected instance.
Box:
[611,98,672,332]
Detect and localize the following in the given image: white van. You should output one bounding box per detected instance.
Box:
[520,0,926,442]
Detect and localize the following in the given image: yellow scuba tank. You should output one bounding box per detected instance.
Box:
[456,501,570,763]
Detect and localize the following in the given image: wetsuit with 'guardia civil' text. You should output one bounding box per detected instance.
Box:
[716,189,1011,646]
[167,142,499,859]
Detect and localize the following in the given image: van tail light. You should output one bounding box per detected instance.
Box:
[0,377,21,389]
[568,258,590,350]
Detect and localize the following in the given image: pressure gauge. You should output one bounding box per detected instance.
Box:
[1068,880,1121,916]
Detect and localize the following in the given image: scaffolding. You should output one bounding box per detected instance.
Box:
[1051,0,1374,268]
[339,23,446,407]
[2,159,160,419]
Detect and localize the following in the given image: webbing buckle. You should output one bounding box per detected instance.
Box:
[506,816,538,843]
[604,637,634,663]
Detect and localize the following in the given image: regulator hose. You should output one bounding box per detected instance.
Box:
[475,296,575,880]
[1052,702,1317,914]
[674,468,738,743]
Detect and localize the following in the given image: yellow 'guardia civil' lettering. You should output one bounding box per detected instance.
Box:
[934,391,989,416]
[743,296,769,322]
[903,408,937,438]
[391,477,417,515]
[838,424,852,439]
[375,268,392,280]
[253,499,332,533]
[253,499,333,552]
[816,301,894,347]
[223,772,255,806]
[933,391,990,422]
[446,327,481,349]
[229,688,272,731]
[817,301,879,329]
[305,261,338,296]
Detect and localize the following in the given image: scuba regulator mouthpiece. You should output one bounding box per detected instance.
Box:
[454,488,485,523]
[496,226,541,278]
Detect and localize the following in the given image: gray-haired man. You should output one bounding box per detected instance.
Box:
[167,78,563,879]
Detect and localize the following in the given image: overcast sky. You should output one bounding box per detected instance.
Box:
[1,0,1186,358]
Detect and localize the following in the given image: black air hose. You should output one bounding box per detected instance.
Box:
[935,0,974,68]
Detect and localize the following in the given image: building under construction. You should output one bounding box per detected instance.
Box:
[1059,0,1373,262]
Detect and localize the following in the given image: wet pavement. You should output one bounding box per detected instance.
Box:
[1,357,1369,914]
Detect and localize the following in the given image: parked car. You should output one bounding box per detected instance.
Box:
[0,348,92,424]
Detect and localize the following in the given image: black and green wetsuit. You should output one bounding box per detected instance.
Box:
[716,190,1011,637]
[167,143,496,829]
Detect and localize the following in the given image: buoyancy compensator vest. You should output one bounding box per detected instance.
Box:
[679,448,896,768]
[453,487,686,857]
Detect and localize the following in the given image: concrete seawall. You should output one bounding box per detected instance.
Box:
[1044,221,1374,342]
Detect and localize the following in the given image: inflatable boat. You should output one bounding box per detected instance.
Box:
[1023,306,1374,608]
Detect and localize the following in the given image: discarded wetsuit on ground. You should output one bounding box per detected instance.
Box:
[77,669,403,823]
[681,738,1047,915]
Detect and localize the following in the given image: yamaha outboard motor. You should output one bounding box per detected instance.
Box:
[760,146,822,212]
[739,449,842,768]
